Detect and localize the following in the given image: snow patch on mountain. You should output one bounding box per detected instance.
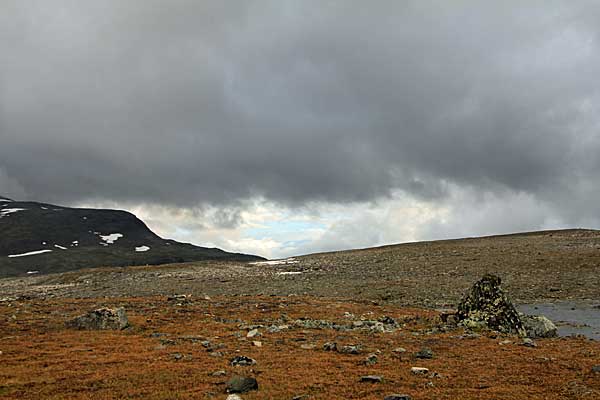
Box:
[99,233,123,245]
[0,208,26,218]
[135,245,150,252]
[8,249,53,258]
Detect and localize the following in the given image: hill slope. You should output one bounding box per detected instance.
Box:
[0,196,263,277]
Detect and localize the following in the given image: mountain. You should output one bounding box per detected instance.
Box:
[0,196,264,277]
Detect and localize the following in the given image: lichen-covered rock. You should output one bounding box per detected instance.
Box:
[456,274,525,335]
[521,314,558,338]
[226,376,258,393]
[65,307,129,330]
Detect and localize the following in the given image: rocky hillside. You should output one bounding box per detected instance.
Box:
[0,196,263,277]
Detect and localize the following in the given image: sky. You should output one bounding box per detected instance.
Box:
[1,1,600,258]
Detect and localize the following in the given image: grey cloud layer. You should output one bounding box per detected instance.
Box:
[1,1,600,224]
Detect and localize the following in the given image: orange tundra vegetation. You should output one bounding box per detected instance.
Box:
[0,295,599,399]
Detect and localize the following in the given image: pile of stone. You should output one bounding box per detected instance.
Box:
[454,274,557,338]
[65,307,129,330]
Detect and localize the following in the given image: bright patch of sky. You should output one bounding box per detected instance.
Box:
[77,185,573,260]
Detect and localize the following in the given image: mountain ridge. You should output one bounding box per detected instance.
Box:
[0,196,264,277]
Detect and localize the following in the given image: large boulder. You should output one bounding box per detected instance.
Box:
[66,307,129,330]
[226,376,258,394]
[521,314,558,338]
[456,274,525,335]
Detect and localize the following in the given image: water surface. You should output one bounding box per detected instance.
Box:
[519,301,600,340]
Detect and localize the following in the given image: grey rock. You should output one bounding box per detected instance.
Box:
[364,353,378,365]
[592,365,600,373]
[411,367,429,375]
[456,274,525,335]
[378,315,398,326]
[167,294,192,303]
[360,375,383,383]
[415,347,433,359]
[65,307,129,330]
[201,340,212,349]
[522,338,537,347]
[267,324,289,333]
[226,395,243,400]
[339,344,362,354]
[521,314,558,338]
[247,329,260,338]
[323,342,338,351]
[294,319,335,330]
[230,356,257,366]
[211,370,227,377]
[384,395,412,400]
[226,376,258,393]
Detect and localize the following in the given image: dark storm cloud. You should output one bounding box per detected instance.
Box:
[1,1,600,222]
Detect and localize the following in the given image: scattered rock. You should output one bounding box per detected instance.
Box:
[378,315,397,325]
[167,294,192,304]
[170,353,192,361]
[369,322,386,333]
[267,325,289,333]
[414,347,433,359]
[226,395,243,400]
[211,370,227,377]
[247,329,260,338]
[230,356,257,366]
[364,353,378,365]
[339,344,361,354]
[411,367,429,375]
[360,375,383,383]
[294,319,336,330]
[439,311,458,325]
[384,395,412,400]
[210,351,224,357]
[292,395,309,400]
[323,342,338,351]
[456,274,525,335]
[392,347,406,354]
[300,344,317,350]
[522,338,537,347]
[226,376,258,393]
[521,315,558,338]
[65,307,129,330]
[592,365,600,373]
[201,340,212,349]
[252,341,262,347]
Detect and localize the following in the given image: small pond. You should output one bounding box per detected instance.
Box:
[518,302,600,340]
